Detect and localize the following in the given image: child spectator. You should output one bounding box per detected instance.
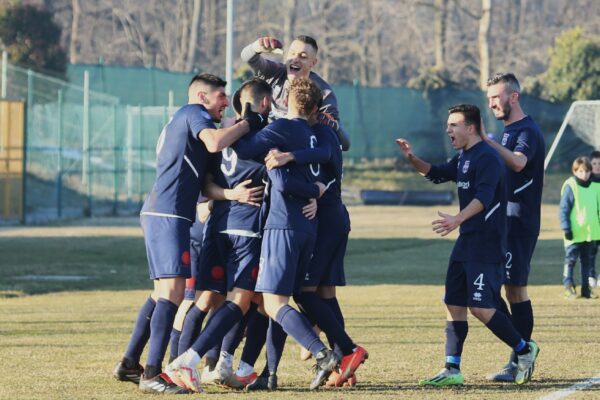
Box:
[559,157,600,299]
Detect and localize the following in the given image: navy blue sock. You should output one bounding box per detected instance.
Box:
[145,299,178,375]
[498,297,512,319]
[168,329,181,362]
[510,300,533,341]
[267,318,287,375]
[485,310,522,348]
[124,297,156,364]
[222,303,257,355]
[323,297,345,328]
[178,306,207,356]
[241,311,269,366]
[191,301,243,357]
[275,305,325,357]
[294,292,355,355]
[444,320,468,369]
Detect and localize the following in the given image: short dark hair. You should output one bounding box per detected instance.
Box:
[189,73,226,90]
[295,35,318,53]
[233,77,272,114]
[448,104,482,134]
[572,156,592,173]
[590,150,600,160]
[487,72,520,93]
[289,77,322,116]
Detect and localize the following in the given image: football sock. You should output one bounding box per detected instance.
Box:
[240,310,268,367]
[510,300,533,341]
[168,328,181,362]
[323,297,345,327]
[498,297,512,318]
[266,318,288,375]
[485,311,523,349]
[294,291,355,355]
[124,297,156,364]
[221,302,257,355]
[177,305,207,356]
[275,305,324,358]
[444,320,468,370]
[190,301,243,357]
[145,298,178,376]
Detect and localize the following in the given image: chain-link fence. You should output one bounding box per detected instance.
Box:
[0,61,589,223]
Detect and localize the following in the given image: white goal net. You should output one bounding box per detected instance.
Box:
[545,100,600,170]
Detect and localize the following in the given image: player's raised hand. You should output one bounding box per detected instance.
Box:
[432,211,460,236]
[395,138,414,159]
[302,198,318,220]
[253,36,284,54]
[227,179,264,207]
[265,149,294,170]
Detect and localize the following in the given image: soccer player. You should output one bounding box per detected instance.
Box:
[483,73,545,382]
[166,78,273,392]
[263,105,368,387]
[241,35,350,150]
[113,73,262,394]
[396,104,540,386]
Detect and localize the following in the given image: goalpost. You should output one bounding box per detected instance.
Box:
[544,100,600,170]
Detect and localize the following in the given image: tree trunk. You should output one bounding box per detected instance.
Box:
[70,0,80,64]
[185,0,202,72]
[433,0,447,70]
[478,0,492,89]
[283,0,298,47]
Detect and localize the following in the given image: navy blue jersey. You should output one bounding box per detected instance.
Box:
[293,124,343,207]
[233,118,320,235]
[500,116,545,236]
[427,140,507,263]
[141,104,214,221]
[208,140,267,233]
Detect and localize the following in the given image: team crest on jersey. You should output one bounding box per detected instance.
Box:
[462,160,470,173]
[501,133,510,146]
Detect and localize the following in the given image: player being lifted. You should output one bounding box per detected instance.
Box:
[396,104,540,386]
[483,73,545,382]
[241,34,350,151]
[112,73,262,394]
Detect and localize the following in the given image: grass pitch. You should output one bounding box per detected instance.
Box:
[1,205,599,399]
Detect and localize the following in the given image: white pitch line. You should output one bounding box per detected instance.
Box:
[537,373,600,400]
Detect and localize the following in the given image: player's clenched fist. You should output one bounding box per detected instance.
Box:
[253,36,284,54]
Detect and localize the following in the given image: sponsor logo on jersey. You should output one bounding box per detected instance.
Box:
[502,133,510,146]
[462,160,470,173]
[457,181,470,189]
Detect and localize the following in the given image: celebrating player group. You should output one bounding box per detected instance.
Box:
[111,32,544,394]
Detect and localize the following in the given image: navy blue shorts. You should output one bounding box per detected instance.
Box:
[195,231,227,294]
[255,229,316,296]
[504,235,538,286]
[216,233,261,292]
[140,215,192,280]
[444,260,503,308]
[304,205,350,287]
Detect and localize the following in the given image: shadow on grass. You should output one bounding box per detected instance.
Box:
[0,234,565,295]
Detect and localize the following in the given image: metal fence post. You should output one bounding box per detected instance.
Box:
[57,89,63,218]
[82,70,92,216]
[1,51,7,99]
[112,104,118,215]
[138,104,143,204]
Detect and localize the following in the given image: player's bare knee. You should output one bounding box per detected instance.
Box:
[505,284,529,303]
[469,307,494,323]
[316,285,336,298]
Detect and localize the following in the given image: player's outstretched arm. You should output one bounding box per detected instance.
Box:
[199,120,250,153]
[396,138,431,176]
[482,134,528,172]
[432,199,484,236]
